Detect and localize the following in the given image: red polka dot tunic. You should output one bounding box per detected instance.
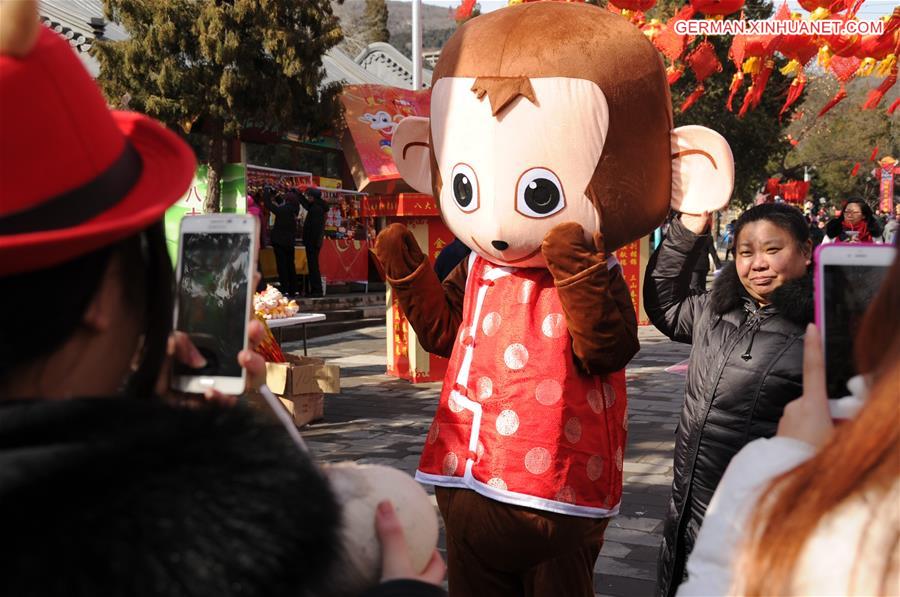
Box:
[416,255,627,517]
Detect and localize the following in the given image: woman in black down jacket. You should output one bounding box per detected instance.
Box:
[644,204,814,597]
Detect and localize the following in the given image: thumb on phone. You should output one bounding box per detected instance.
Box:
[776,324,834,447]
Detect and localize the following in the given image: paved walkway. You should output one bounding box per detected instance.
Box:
[284,325,690,597]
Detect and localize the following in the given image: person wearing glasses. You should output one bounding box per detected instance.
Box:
[824,199,884,244]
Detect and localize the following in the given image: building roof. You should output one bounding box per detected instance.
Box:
[355,42,432,89]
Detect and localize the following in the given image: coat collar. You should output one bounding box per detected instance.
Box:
[708,261,813,326]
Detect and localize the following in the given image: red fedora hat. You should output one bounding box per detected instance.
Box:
[0,9,196,276]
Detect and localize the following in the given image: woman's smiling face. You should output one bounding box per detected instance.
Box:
[735,220,811,305]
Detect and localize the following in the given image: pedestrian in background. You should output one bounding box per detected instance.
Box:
[298,187,327,297]
[689,236,722,292]
[264,188,300,297]
[824,199,884,243]
[644,204,814,597]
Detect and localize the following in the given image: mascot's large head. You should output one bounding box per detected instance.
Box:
[391,2,734,268]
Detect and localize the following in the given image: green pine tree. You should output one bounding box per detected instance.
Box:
[93,0,344,212]
[361,0,390,45]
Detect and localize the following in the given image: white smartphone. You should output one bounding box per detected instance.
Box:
[172,214,258,395]
[814,243,895,399]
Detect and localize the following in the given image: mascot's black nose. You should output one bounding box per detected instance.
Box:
[491,240,509,251]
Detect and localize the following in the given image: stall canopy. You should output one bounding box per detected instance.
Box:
[340,84,431,195]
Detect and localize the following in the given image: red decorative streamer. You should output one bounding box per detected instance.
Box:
[850,162,861,177]
[862,67,897,110]
[888,98,900,115]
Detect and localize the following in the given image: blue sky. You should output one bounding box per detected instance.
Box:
[394,0,896,19]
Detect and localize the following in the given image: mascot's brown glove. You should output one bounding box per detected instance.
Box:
[373,223,426,281]
[542,222,639,374]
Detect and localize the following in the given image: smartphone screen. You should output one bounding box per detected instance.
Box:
[822,263,889,398]
[175,232,252,378]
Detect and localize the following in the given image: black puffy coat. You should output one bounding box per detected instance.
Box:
[643,218,813,597]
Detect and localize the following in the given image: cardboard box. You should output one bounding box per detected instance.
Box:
[265,354,340,396]
[246,391,324,428]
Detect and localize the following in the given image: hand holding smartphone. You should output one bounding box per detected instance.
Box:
[814,244,895,402]
[172,214,259,395]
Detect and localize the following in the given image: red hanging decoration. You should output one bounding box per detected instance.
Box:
[690,0,745,18]
[862,66,898,109]
[667,63,685,85]
[850,162,861,177]
[817,82,848,117]
[653,4,696,63]
[455,0,477,22]
[779,70,807,121]
[609,0,657,12]
[680,84,706,113]
[726,72,744,112]
[870,146,879,161]
[888,98,900,115]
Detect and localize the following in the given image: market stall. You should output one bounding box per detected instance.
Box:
[246,164,371,288]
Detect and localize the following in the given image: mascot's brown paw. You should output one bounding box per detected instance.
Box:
[374,223,426,281]
[542,222,606,280]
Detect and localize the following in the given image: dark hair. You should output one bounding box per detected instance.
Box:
[733,203,810,248]
[0,222,173,398]
[0,398,340,597]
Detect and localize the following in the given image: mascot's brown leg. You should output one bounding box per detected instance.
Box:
[435,487,609,597]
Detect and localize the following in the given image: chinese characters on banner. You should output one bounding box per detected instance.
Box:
[614,238,650,326]
[878,157,898,214]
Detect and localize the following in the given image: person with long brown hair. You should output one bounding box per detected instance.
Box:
[678,248,900,596]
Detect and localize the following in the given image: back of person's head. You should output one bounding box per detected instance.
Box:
[0,225,173,398]
[737,344,900,596]
[0,397,340,597]
[733,203,810,247]
[307,187,323,202]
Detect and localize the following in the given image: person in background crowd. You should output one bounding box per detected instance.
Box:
[883,203,900,245]
[0,7,445,596]
[434,238,471,282]
[824,199,884,243]
[679,242,899,596]
[723,219,737,261]
[807,214,825,247]
[644,204,814,597]
[690,236,722,292]
[264,188,300,297]
[298,186,327,297]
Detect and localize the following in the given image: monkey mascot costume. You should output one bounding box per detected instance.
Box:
[372,2,734,594]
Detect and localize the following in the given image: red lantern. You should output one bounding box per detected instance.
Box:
[797,0,848,19]
[689,0,744,18]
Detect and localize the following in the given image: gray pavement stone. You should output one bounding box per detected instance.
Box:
[283,324,689,596]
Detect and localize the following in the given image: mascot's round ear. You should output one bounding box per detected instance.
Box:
[391,116,433,195]
[670,125,735,215]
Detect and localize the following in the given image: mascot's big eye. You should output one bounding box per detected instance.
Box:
[516,168,565,218]
[450,163,479,213]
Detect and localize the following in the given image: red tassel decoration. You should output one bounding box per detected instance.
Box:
[862,67,897,110]
[779,70,807,121]
[850,162,861,176]
[818,82,848,117]
[667,63,685,85]
[750,60,774,110]
[726,72,744,112]
[680,84,706,113]
[888,98,900,115]
[870,145,879,161]
[739,84,755,118]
